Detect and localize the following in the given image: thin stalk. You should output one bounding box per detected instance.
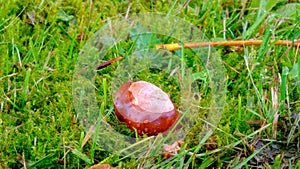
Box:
[156,40,300,51]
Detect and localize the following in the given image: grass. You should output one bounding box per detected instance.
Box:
[0,0,300,168]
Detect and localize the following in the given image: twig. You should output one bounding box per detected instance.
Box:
[156,40,300,51]
[95,56,123,70]
[93,40,297,69]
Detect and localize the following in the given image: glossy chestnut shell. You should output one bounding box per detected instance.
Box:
[113,81,180,136]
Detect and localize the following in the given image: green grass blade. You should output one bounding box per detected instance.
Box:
[280,67,289,111]
[22,68,31,108]
[233,142,271,169]
[243,12,268,39]
[27,154,54,169]
[71,148,93,164]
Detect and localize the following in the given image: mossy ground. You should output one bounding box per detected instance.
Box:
[0,0,299,168]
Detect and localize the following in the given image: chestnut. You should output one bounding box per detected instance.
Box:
[113,81,180,136]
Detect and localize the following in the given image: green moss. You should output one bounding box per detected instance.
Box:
[1,0,299,168]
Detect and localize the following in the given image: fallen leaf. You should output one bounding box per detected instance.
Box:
[204,136,217,150]
[163,140,184,158]
[88,164,116,169]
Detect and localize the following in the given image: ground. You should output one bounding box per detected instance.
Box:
[0,0,299,168]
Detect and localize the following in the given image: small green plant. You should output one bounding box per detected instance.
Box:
[0,0,299,168]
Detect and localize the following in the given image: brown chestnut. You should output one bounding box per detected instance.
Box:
[113,81,180,136]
